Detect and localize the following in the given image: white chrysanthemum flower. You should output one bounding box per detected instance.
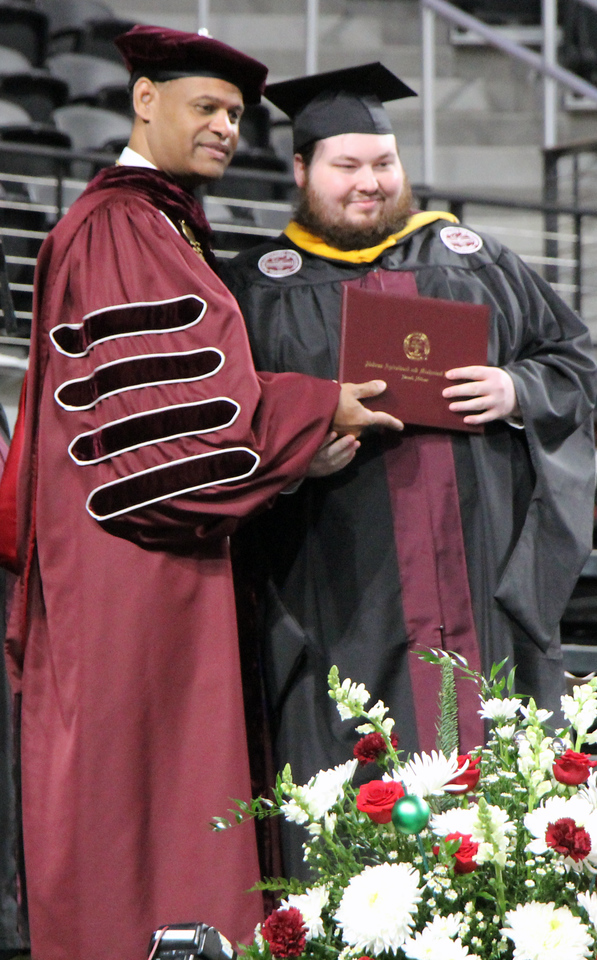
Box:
[430,807,477,838]
[253,923,264,949]
[525,795,597,867]
[425,913,463,938]
[304,759,358,820]
[395,749,460,798]
[579,772,597,812]
[478,697,521,722]
[281,886,329,940]
[471,803,514,867]
[281,759,357,824]
[579,891,597,931]
[334,862,422,955]
[403,932,473,960]
[502,902,593,960]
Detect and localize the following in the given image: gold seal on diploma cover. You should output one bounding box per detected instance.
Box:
[403,331,430,361]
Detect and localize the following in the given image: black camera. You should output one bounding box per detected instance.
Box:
[147,922,238,960]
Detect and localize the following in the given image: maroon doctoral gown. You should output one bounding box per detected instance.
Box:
[4,167,340,960]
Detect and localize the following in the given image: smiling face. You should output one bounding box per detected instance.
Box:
[130,74,244,186]
[293,132,413,249]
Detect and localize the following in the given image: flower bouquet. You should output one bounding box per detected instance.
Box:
[215,652,597,960]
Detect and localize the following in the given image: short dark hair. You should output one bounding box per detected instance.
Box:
[296,139,317,168]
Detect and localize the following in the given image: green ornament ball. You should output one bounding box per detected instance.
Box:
[391,795,430,834]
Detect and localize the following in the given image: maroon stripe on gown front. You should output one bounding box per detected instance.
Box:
[342,269,484,752]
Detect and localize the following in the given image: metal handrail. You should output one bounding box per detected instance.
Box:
[420,0,597,182]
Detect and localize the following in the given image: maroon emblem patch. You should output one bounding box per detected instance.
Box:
[440,226,483,254]
[258,249,302,278]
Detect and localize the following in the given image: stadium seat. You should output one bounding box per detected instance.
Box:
[0,45,31,75]
[47,51,129,102]
[72,18,137,62]
[52,103,131,152]
[0,3,49,66]
[0,72,69,122]
[36,0,114,55]
[94,84,131,116]
[0,99,31,127]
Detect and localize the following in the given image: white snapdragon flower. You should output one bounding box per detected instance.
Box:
[471,801,514,867]
[520,703,553,724]
[367,700,390,722]
[332,678,370,720]
[280,796,310,825]
[478,697,521,723]
[561,683,597,742]
[281,886,330,940]
[517,733,555,779]
[356,718,395,736]
[395,750,460,798]
[502,902,593,960]
[334,863,422,955]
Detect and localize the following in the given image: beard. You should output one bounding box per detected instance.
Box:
[293,174,415,251]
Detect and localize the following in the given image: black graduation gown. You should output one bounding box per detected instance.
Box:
[223,215,596,799]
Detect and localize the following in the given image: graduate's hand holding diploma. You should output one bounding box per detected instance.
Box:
[442,365,520,426]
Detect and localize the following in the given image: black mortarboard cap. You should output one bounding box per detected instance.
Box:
[266,62,416,152]
[114,24,268,105]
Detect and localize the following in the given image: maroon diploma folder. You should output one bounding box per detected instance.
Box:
[339,285,490,433]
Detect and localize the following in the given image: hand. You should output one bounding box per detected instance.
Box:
[442,366,520,425]
[334,380,404,437]
[307,432,360,478]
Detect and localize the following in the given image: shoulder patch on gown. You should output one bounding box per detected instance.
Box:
[258,249,303,278]
[440,225,483,254]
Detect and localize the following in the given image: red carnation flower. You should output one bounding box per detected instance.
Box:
[553,749,597,786]
[262,907,307,958]
[356,779,405,824]
[545,817,592,862]
[444,831,480,874]
[446,754,481,794]
[353,731,399,766]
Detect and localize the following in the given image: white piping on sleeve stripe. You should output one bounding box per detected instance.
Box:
[68,398,241,465]
[50,294,207,358]
[54,347,225,411]
[159,210,181,235]
[86,447,260,522]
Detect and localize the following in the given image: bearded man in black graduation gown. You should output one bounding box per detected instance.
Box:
[222,63,597,873]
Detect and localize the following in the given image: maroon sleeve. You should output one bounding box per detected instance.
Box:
[37,193,339,549]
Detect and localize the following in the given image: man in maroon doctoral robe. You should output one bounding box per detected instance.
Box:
[3,27,403,960]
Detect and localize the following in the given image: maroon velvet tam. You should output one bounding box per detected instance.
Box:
[114,24,267,104]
